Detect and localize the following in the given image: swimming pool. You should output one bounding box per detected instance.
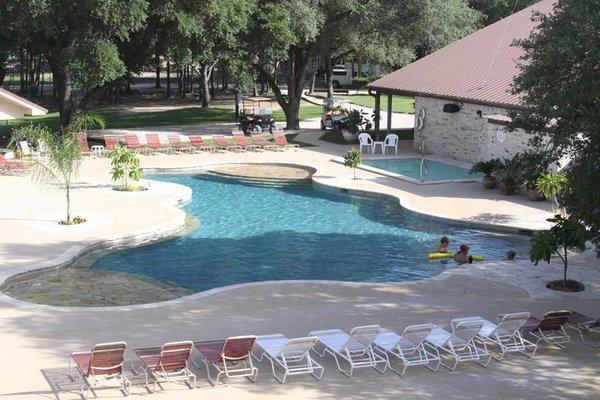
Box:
[361,158,481,183]
[87,173,529,293]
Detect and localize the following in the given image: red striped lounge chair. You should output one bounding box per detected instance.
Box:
[566,311,600,347]
[251,133,277,151]
[124,134,148,153]
[188,135,216,152]
[167,135,194,153]
[273,131,299,150]
[520,310,572,348]
[0,154,27,175]
[212,134,242,152]
[104,135,120,151]
[232,131,260,151]
[75,132,92,155]
[133,341,196,391]
[146,134,170,153]
[68,342,130,399]
[193,336,258,386]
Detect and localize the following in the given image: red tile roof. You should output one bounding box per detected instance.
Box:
[367,0,555,109]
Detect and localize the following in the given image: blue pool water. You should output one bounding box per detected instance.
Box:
[362,158,481,182]
[91,173,529,292]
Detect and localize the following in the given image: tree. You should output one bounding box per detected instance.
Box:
[510,0,600,247]
[2,0,147,126]
[530,215,589,290]
[110,146,143,190]
[343,147,362,180]
[9,113,105,223]
[469,0,537,25]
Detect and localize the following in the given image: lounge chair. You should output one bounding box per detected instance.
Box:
[232,131,261,151]
[167,135,194,153]
[68,342,130,399]
[451,312,537,360]
[520,310,572,348]
[146,134,170,153]
[104,135,120,151]
[193,336,258,386]
[567,311,600,347]
[252,334,324,383]
[273,131,300,150]
[18,140,38,158]
[373,324,441,375]
[309,325,387,377]
[0,154,27,175]
[251,134,277,151]
[426,321,492,370]
[212,134,242,152]
[124,134,149,153]
[133,341,196,391]
[188,135,216,152]
[76,132,92,155]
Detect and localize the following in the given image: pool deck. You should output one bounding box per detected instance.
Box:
[0,129,599,399]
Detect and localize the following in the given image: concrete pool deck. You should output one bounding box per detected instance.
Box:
[0,129,598,399]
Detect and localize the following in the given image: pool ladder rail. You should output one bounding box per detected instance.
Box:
[419,139,428,182]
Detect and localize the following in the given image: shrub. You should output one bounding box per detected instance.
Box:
[352,77,369,87]
[109,145,142,189]
[343,147,362,180]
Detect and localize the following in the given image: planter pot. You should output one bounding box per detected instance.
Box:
[527,188,546,201]
[482,176,496,189]
[498,180,516,195]
[341,130,357,143]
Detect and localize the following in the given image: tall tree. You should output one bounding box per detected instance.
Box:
[469,0,537,25]
[2,0,148,127]
[510,0,600,246]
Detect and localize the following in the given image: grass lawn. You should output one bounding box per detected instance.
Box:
[0,104,324,144]
[319,128,414,145]
[341,95,415,114]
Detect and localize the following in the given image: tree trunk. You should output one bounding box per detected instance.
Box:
[308,56,317,95]
[563,248,568,287]
[325,58,334,98]
[65,184,71,223]
[47,54,75,127]
[166,61,171,98]
[201,64,211,107]
[0,62,6,86]
[154,53,161,88]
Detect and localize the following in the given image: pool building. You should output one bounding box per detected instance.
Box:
[367,0,554,164]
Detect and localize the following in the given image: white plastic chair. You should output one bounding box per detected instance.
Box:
[451,313,537,360]
[310,325,387,377]
[383,134,399,155]
[373,324,441,375]
[252,334,324,383]
[358,133,373,154]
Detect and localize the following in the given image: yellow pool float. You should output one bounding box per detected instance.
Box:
[427,253,485,261]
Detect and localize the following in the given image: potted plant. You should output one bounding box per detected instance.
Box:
[524,179,546,201]
[470,159,499,189]
[518,150,550,201]
[535,172,567,211]
[343,147,362,180]
[530,214,589,292]
[494,156,522,195]
[342,109,372,143]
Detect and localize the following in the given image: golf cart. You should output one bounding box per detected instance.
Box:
[321,98,350,131]
[238,97,276,134]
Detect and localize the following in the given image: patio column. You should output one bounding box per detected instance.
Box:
[374,92,381,140]
[386,94,392,136]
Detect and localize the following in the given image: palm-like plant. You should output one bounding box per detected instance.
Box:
[9,113,105,224]
[536,172,567,209]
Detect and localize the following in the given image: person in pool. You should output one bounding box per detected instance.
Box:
[437,236,450,253]
[506,250,516,261]
[454,244,473,264]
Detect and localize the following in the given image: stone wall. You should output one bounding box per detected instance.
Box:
[412,96,534,163]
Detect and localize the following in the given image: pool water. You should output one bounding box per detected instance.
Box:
[89,173,530,293]
[362,158,481,182]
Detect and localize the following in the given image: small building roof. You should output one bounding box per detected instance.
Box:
[367,0,555,109]
[0,87,48,115]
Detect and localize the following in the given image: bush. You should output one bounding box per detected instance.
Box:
[352,77,369,87]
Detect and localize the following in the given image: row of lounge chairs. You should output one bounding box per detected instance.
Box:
[98,130,299,155]
[68,309,599,399]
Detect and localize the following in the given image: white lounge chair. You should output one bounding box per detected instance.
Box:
[426,321,492,370]
[19,140,39,157]
[309,325,387,377]
[383,134,399,155]
[358,133,373,154]
[451,313,537,360]
[373,324,441,375]
[252,334,324,383]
